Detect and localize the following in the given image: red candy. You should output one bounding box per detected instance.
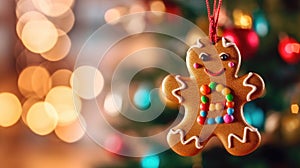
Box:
[226,101,234,108]
[200,103,209,111]
[200,85,211,95]
[197,116,206,125]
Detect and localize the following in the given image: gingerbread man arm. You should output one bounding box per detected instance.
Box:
[161,74,188,104]
[240,72,265,102]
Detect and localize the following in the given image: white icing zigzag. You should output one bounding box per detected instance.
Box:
[187,38,204,53]
[168,129,203,149]
[243,72,257,101]
[171,75,186,103]
[227,126,258,148]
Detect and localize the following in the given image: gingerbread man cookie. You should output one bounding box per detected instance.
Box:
[162,37,265,156]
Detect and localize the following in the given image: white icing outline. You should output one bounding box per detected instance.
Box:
[222,37,241,78]
[171,75,186,103]
[168,129,203,149]
[187,38,204,53]
[227,126,258,148]
[243,72,257,101]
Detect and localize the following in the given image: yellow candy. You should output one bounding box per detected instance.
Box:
[215,103,224,110]
[216,84,224,92]
[222,88,231,95]
[209,104,215,111]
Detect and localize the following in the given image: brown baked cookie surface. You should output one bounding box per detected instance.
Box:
[162,37,265,156]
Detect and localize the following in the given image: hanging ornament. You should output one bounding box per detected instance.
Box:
[223,28,259,60]
[278,36,300,64]
[161,0,265,157]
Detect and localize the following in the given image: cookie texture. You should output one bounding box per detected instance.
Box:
[162,37,265,156]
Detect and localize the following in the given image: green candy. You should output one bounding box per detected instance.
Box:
[209,82,217,90]
[226,94,234,101]
[201,96,208,103]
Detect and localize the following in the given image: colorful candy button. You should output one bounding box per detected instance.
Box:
[197,116,206,125]
[215,116,224,123]
[216,84,224,92]
[200,110,207,117]
[222,88,231,95]
[200,103,209,111]
[200,85,211,95]
[201,95,209,104]
[209,82,217,90]
[227,108,234,115]
[215,103,224,111]
[209,104,215,111]
[207,118,215,125]
[223,114,234,123]
[226,94,234,102]
[226,101,234,108]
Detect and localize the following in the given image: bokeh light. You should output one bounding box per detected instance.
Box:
[45,86,81,126]
[15,49,45,73]
[264,112,281,133]
[47,9,75,35]
[50,69,72,87]
[71,66,104,99]
[104,7,124,24]
[16,11,47,39]
[104,92,122,117]
[104,134,123,154]
[291,104,299,114]
[150,1,166,12]
[41,32,71,61]
[18,66,52,98]
[133,86,151,110]
[129,3,145,14]
[21,19,58,53]
[244,103,265,129]
[27,101,58,135]
[32,0,74,17]
[141,155,160,168]
[16,0,37,18]
[55,117,86,143]
[253,12,269,37]
[233,9,252,29]
[22,97,40,125]
[0,93,22,127]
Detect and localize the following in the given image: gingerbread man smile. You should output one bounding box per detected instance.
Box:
[204,68,225,76]
[162,37,265,156]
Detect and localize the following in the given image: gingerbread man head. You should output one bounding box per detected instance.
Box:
[162,37,265,156]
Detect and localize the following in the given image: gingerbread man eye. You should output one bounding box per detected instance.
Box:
[219,53,229,61]
[200,53,209,61]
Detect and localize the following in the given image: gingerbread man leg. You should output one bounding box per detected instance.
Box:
[215,122,261,156]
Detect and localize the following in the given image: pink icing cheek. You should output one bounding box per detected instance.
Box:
[193,63,201,69]
[228,62,235,68]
